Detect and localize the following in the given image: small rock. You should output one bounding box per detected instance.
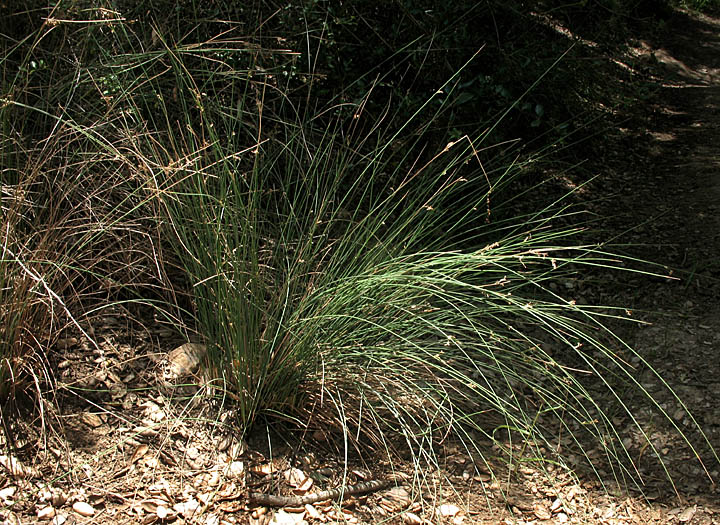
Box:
[403,511,423,524]
[37,506,56,520]
[72,501,95,517]
[438,504,461,517]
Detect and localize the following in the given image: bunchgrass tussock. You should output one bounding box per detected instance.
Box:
[3,4,716,498]
[106,28,720,495]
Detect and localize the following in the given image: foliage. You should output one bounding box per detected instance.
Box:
[0,0,717,497]
[677,0,720,11]
[97,15,714,491]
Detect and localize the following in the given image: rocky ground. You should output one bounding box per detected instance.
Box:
[2,7,720,525]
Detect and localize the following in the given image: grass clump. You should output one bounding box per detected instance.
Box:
[1,1,716,500]
[124,33,716,492]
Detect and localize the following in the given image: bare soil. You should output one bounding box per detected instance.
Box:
[2,7,720,525]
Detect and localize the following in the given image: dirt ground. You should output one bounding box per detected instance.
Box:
[2,7,720,525]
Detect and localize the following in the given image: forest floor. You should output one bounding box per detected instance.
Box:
[2,7,720,525]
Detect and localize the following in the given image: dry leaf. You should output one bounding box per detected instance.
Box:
[678,505,697,522]
[166,343,206,378]
[156,505,173,520]
[130,444,149,464]
[147,480,171,498]
[51,514,67,525]
[227,460,245,479]
[285,467,308,488]
[295,476,313,493]
[533,503,552,520]
[251,463,279,476]
[0,455,40,478]
[352,469,371,481]
[204,514,221,525]
[304,504,322,520]
[550,498,562,512]
[56,337,78,349]
[80,412,103,428]
[173,498,201,518]
[140,499,166,514]
[403,511,423,524]
[381,486,411,512]
[216,481,240,500]
[0,486,17,501]
[271,509,307,524]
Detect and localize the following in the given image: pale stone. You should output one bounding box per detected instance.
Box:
[438,504,461,517]
[51,515,67,525]
[72,501,95,517]
[37,506,55,520]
